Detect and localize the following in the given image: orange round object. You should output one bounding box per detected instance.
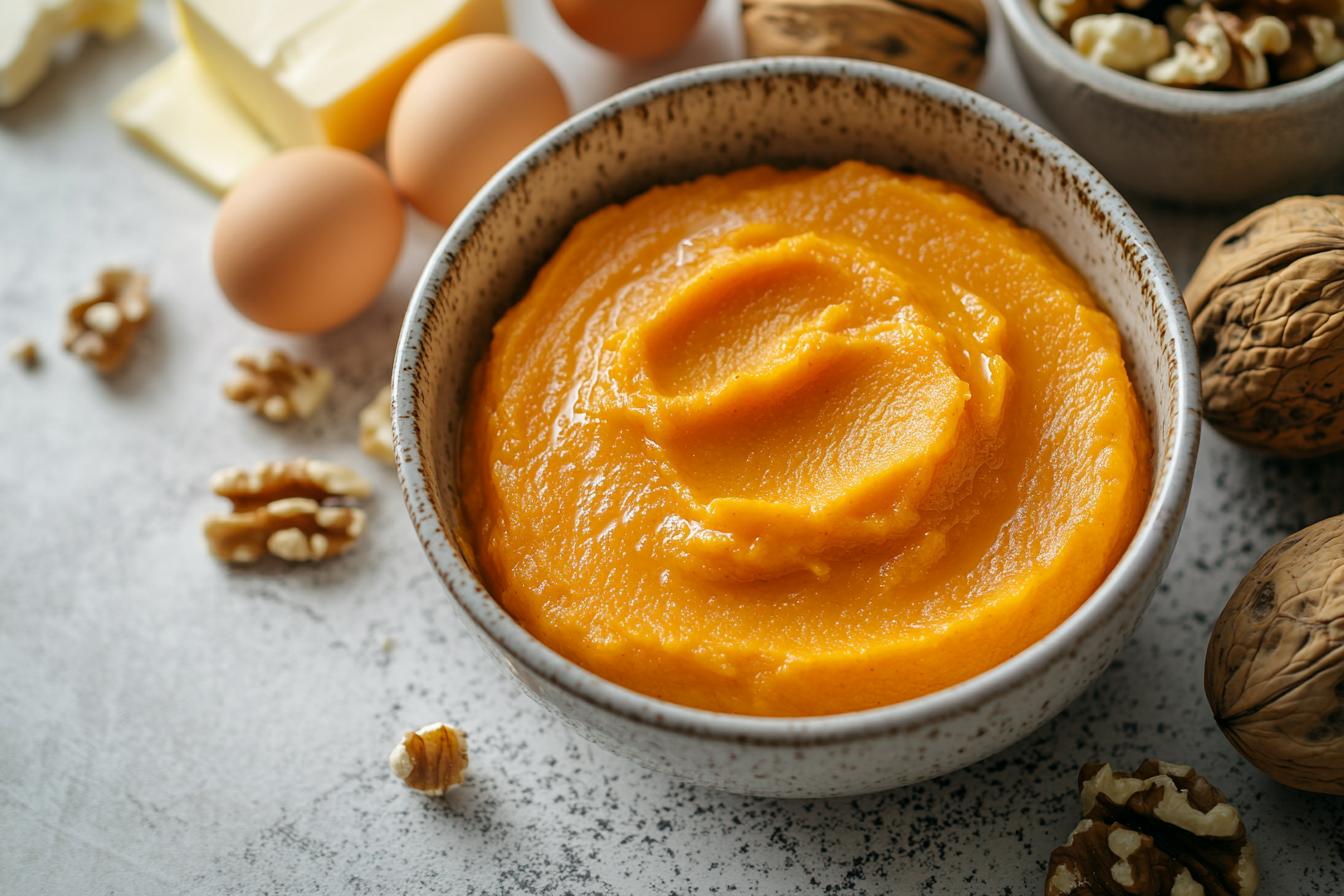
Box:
[551,0,709,59]
[387,35,569,227]
[212,147,404,333]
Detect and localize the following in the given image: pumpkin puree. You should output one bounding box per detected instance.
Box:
[461,162,1150,717]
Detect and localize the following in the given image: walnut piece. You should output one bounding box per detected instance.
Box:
[389,723,468,795]
[1072,13,1172,73]
[1042,0,1148,37]
[1304,14,1344,64]
[1148,5,1291,88]
[1046,761,1259,896]
[1047,0,1340,87]
[742,0,989,88]
[1184,195,1344,457]
[1046,818,1205,896]
[1277,13,1344,79]
[1205,515,1344,795]
[223,349,332,422]
[8,337,39,368]
[63,267,152,373]
[359,384,395,465]
[203,459,370,563]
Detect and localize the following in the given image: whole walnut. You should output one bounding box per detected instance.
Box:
[1205,514,1344,794]
[1186,195,1344,457]
[742,0,988,89]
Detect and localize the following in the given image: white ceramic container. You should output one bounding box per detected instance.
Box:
[1000,0,1344,205]
[393,58,1201,799]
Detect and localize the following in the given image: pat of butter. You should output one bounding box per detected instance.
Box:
[110,49,275,195]
[1,0,140,107]
[174,0,509,151]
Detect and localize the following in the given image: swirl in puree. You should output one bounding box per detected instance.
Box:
[461,162,1150,716]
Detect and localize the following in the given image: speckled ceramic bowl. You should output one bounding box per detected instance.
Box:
[393,58,1200,798]
[1000,0,1344,204]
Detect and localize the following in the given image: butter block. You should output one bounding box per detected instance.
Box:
[110,49,275,194]
[1,0,140,107]
[174,0,508,151]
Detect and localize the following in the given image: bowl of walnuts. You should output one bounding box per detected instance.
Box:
[999,0,1344,204]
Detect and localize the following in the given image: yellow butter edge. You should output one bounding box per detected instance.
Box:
[172,0,509,152]
[108,48,276,195]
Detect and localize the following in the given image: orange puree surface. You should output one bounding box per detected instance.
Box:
[461,161,1151,717]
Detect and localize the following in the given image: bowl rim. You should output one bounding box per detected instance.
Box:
[393,57,1201,748]
[998,0,1344,113]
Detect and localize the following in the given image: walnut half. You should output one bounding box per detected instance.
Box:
[63,267,152,373]
[203,459,370,563]
[223,349,333,422]
[389,723,469,795]
[1046,761,1258,896]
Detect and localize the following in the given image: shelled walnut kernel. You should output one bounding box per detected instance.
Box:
[1071,13,1172,73]
[223,349,333,422]
[358,384,395,465]
[63,267,152,373]
[1042,0,1341,87]
[389,723,469,795]
[203,459,370,563]
[1044,0,1148,36]
[1045,761,1258,895]
[1148,5,1291,88]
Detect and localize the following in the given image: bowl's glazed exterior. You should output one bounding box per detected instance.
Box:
[1000,0,1344,205]
[393,58,1201,798]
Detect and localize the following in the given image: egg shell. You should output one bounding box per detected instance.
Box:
[551,0,709,59]
[212,146,404,334]
[387,35,569,227]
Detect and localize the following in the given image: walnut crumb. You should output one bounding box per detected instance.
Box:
[359,384,395,465]
[202,459,370,563]
[8,337,39,368]
[63,267,152,373]
[390,723,469,795]
[223,349,333,421]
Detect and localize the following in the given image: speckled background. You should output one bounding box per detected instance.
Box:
[2,1,1341,894]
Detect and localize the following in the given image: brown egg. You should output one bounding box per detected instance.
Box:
[387,35,569,228]
[551,0,709,59]
[212,147,404,333]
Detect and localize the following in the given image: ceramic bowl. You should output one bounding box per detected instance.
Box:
[393,58,1201,799]
[1000,0,1344,204]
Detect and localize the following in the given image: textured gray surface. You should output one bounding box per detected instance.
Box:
[1,1,1341,894]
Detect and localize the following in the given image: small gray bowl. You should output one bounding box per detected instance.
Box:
[1000,0,1344,204]
[393,58,1201,799]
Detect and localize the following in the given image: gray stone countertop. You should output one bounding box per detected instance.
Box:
[2,1,1341,893]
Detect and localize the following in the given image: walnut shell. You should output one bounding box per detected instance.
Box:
[742,0,988,89]
[1205,514,1344,794]
[1185,195,1344,458]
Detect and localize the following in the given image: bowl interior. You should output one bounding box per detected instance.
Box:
[395,59,1199,742]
